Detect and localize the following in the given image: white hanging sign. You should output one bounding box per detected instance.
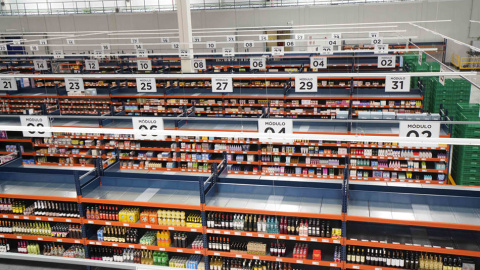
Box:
[101,43,110,51]
[136,78,157,93]
[377,55,396,68]
[374,44,389,54]
[85,60,99,71]
[244,41,255,48]
[295,75,317,93]
[385,75,411,92]
[67,39,75,45]
[226,36,236,42]
[250,58,266,70]
[137,60,152,71]
[193,59,206,70]
[0,78,17,91]
[212,78,233,93]
[371,38,383,45]
[310,57,327,69]
[206,41,216,49]
[65,78,85,92]
[33,60,48,71]
[20,116,52,138]
[271,47,284,56]
[222,48,235,57]
[136,49,148,58]
[132,118,164,140]
[131,38,139,44]
[258,119,293,143]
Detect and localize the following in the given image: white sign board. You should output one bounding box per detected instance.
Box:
[85,60,99,71]
[179,49,191,58]
[0,44,7,51]
[271,47,284,56]
[39,40,48,45]
[131,38,139,44]
[172,43,180,49]
[161,37,170,43]
[285,40,295,47]
[258,119,293,143]
[136,49,148,58]
[226,36,236,42]
[321,45,334,55]
[65,78,84,92]
[250,58,266,70]
[369,32,380,38]
[400,121,440,139]
[193,37,202,43]
[295,34,305,40]
[101,43,110,51]
[374,44,389,54]
[137,60,152,71]
[310,57,327,69]
[222,48,235,57]
[385,75,411,92]
[67,39,75,45]
[30,45,39,51]
[0,78,17,91]
[33,60,48,71]
[134,44,144,50]
[259,35,268,41]
[371,38,383,45]
[193,59,206,70]
[206,41,216,49]
[132,118,164,140]
[331,33,341,39]
[20,116,51,138]
[295,75,317,93]
[212,78,233,93]
[244,41,255,48]
[377,55,396,68]
[136,78,157,93]
[327,40,339,46]
[53,50,64,59]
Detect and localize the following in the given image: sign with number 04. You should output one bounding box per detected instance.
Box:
[34,60,48,71]
[0,78,17,91]
[295,75,317,93]
[212,78,233,93]
[132,118,164,140]
[385,75,411,93]
[310,57,327,69]
[136,78,156,93]
[65,78,84,92]
[258,119,293,143]
[20,116,51,138]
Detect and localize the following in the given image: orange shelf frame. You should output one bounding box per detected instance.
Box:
[83,219,201,233]
[0,233,83,244]
[0,214,81,224]
[85,239,203,255]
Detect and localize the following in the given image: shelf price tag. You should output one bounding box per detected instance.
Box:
[65,78,85,92]
[134,43,144,50]
[0,78,17,91]
[132,117,164,140]
[85,60,99,71]
[295,34,305,40]
[34,60,48,71]
[310,57,327,69]
[131,38,139,44]
[272,46,284,56]
[295,75,317,93]
[212,77,233,93]
[193,59,206,70]
[20,115,52,137]
[226,36,235,42]
[259,35,268,41]
[136,78,157,93]
[285,40,295,47]
[371,38,383,45]
[222,47,235,57]
[250,58,265,70]
[206,41,216,49]
[374,44,389,54]
[385,75,410,92]
[258,119,293,143]
[244,40,255,48]
[377,55,396,68]
[137,60,152,71]
[67,39,75,45]
[30,45,39,51]
[136,49,148,58]
[321,45,334,55]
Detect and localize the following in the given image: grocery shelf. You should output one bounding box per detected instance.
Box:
[0,213,81,224]
[0,180,77,201]
[84,219,201,233]
[0,233,83,244]
[85,239,203,255]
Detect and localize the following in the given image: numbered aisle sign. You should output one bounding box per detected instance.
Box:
[101,43,110,51]
[377,55,396,68]
[85,60,99,71]
[0,78,17,91]
[137,60,152,71]
[385,75,411,92]
[244,41,255,48]
[0,44,7,51]
[295,75,317,93]
[222,48,235,57]
[295,34,305,40]
[259,35,268,41]
[20,116,51,137]
[258,119,293,143]
[53,50,64,59]
[131,38,139,44]
[250,58,265,70]
[369,32,379,38]
[226,36,235,42]
[371,38,383,45]
[271,47,284,56]
[33,60,48,71]
[172,43,180,49]
[327,40,338,46]
[134,44,144,50]
[65,78,85,92]
[39,40,48,45]
[310,57,327,69]
[331,33,341,39]
[30,45,39,51]
[132,117,164,140]
[193,37,202,43]
[206,41,216,49]
[193,59,206,70]
[136,78,156,93]
[374,44,389,54]
[136,49,148,58]
[161,37,170,43]
[67,39,75,45]
[179,49,190,58]
[285,40,295,47]
[321,45,334,55]
[400,121,440,139]
[212,77,233,93]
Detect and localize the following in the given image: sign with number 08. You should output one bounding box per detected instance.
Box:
[0,78,17,91]
[193,59,206,70]
[310,57,327,69]
[136,78,156,93]
[34,60,48,71]
[295,75,317,93]
[377,55,396,68]
[137,60,152,71]
[85,60,99,71]
[212,78,233,93]
[385,75,411,93]
[132,118,164,140]
[258,119,293,143]
[250,58,265,70]
[65,78,84,92]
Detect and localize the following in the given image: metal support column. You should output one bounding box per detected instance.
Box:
[176,0,194,73]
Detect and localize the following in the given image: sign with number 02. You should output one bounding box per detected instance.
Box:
[212,78,233,93]
[399,122,440,139]
[258,119,293,143]
[0,78,17,91]
[377,55,396,68]
[132,118,164,140]
[137,60,152,71]
[385,75,410,93]
[20,116,51,138]
[136,78,156,93]
[295,75,317,93]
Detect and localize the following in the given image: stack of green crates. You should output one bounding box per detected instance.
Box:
[403,52,426,67]
[420,77,471,116]
[451,103,480,185]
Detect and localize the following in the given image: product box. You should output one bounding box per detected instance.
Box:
[313,249,322,261]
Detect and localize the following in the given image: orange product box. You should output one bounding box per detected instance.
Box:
[313,249,322,261]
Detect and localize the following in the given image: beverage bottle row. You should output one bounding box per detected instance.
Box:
[86,205,119,221]
[97,226,138,243]
[292,243,308,259]
[11,221,51,236]
[156,230,172,247]
[17,241,41,254]
[191,235,204,250]
[209,236,230,251]
[0,239,10,252]
[0,198,13,213]
[62,245,85,258]
[51,223,82,238]
[173,232,188,248]
[42,243,65,256]
[0,220,13,233]
[269,241,286,257]
[32,201,79,218]
[209,257,297,270]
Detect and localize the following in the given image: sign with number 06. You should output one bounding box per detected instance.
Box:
[385,75,411,93]
[65,78,84,92]
[132,118,164,140]
[136,78,156,93]
[250,58,265,70]
[20,116,51,137]
[258,119,293,143]
[295,75,317,93]
[212,78,233,93]
[377,55,396,68]
[310,57,327,69]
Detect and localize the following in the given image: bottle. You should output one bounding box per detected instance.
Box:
[253,215,257,232]
[347,246,352,263]
[365,248,371,265]
[361,249,365,264]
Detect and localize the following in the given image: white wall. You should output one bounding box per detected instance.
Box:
[0,0,477,60]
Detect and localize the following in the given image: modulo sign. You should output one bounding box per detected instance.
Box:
[258,119,293,143]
